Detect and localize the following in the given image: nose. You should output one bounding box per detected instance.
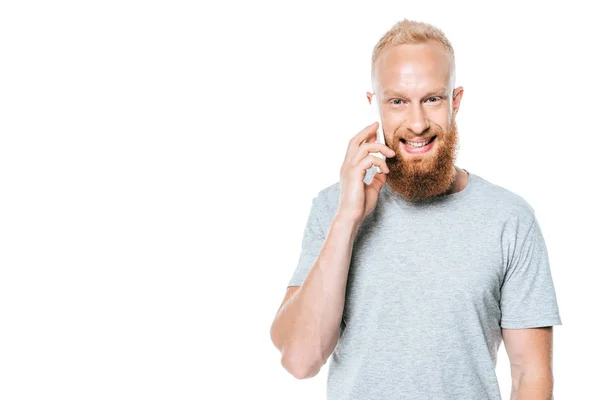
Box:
[407,104,429,135]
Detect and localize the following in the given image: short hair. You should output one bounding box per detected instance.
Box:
[371,18,456,88]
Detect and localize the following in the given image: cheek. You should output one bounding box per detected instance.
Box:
[382,113,402,131]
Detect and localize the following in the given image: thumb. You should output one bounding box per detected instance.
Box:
[369,170,387,192]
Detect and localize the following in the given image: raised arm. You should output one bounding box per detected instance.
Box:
[270,121,395,379]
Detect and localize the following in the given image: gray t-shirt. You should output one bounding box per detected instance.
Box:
[287,168,562,399]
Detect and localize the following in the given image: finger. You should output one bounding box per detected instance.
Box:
[353,142,395,164]
[357,154,390,175]
[364,128,378,144]
[344,122,378,164]
[350,122,378,149]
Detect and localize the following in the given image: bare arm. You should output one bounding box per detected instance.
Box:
[270,121,393,379]
[503,326,554,399]
[270,213,361,379]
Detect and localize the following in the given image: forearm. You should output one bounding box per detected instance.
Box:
[510,373,554,400]
[273,214,360,378]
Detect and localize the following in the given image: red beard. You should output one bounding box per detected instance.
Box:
[384,117,459,202]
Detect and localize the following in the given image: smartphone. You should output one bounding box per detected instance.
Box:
[368,94,386,173]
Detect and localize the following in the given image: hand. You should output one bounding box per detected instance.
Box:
[337,122,396,224]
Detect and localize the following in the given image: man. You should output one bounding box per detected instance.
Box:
[270,18,561,399]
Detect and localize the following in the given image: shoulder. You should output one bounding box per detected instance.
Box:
[316,181,340,204]
[472,173,537,227]
[312,181,341,221]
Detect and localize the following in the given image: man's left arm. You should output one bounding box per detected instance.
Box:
[502,326,554,400]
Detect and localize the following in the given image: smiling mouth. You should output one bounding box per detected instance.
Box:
[400,136,437,149]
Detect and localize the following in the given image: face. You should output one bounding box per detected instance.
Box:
[368,40,464,202]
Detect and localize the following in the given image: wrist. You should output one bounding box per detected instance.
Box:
[332,212,362,235]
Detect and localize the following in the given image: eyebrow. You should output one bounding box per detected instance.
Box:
[382,87,448,99]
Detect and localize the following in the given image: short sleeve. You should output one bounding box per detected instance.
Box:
[287,195,327,288]
[500,214,563,329]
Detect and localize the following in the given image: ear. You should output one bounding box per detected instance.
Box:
[366,91,374,104]
[451,86,464,115]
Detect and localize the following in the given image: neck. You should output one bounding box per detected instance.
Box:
[446,167,468,195]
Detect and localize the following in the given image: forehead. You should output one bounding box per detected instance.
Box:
[374,41,451,94]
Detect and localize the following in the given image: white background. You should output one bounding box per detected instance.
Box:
[0,1,597,399]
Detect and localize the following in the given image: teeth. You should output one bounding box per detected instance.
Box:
[406,138,432,148]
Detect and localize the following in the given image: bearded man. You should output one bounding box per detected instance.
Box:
[271,18,562,400]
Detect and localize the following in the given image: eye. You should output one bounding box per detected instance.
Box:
[391,99,404,105]
[426,97,441,103]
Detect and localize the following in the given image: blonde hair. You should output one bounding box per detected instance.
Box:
[371,18,456,87]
